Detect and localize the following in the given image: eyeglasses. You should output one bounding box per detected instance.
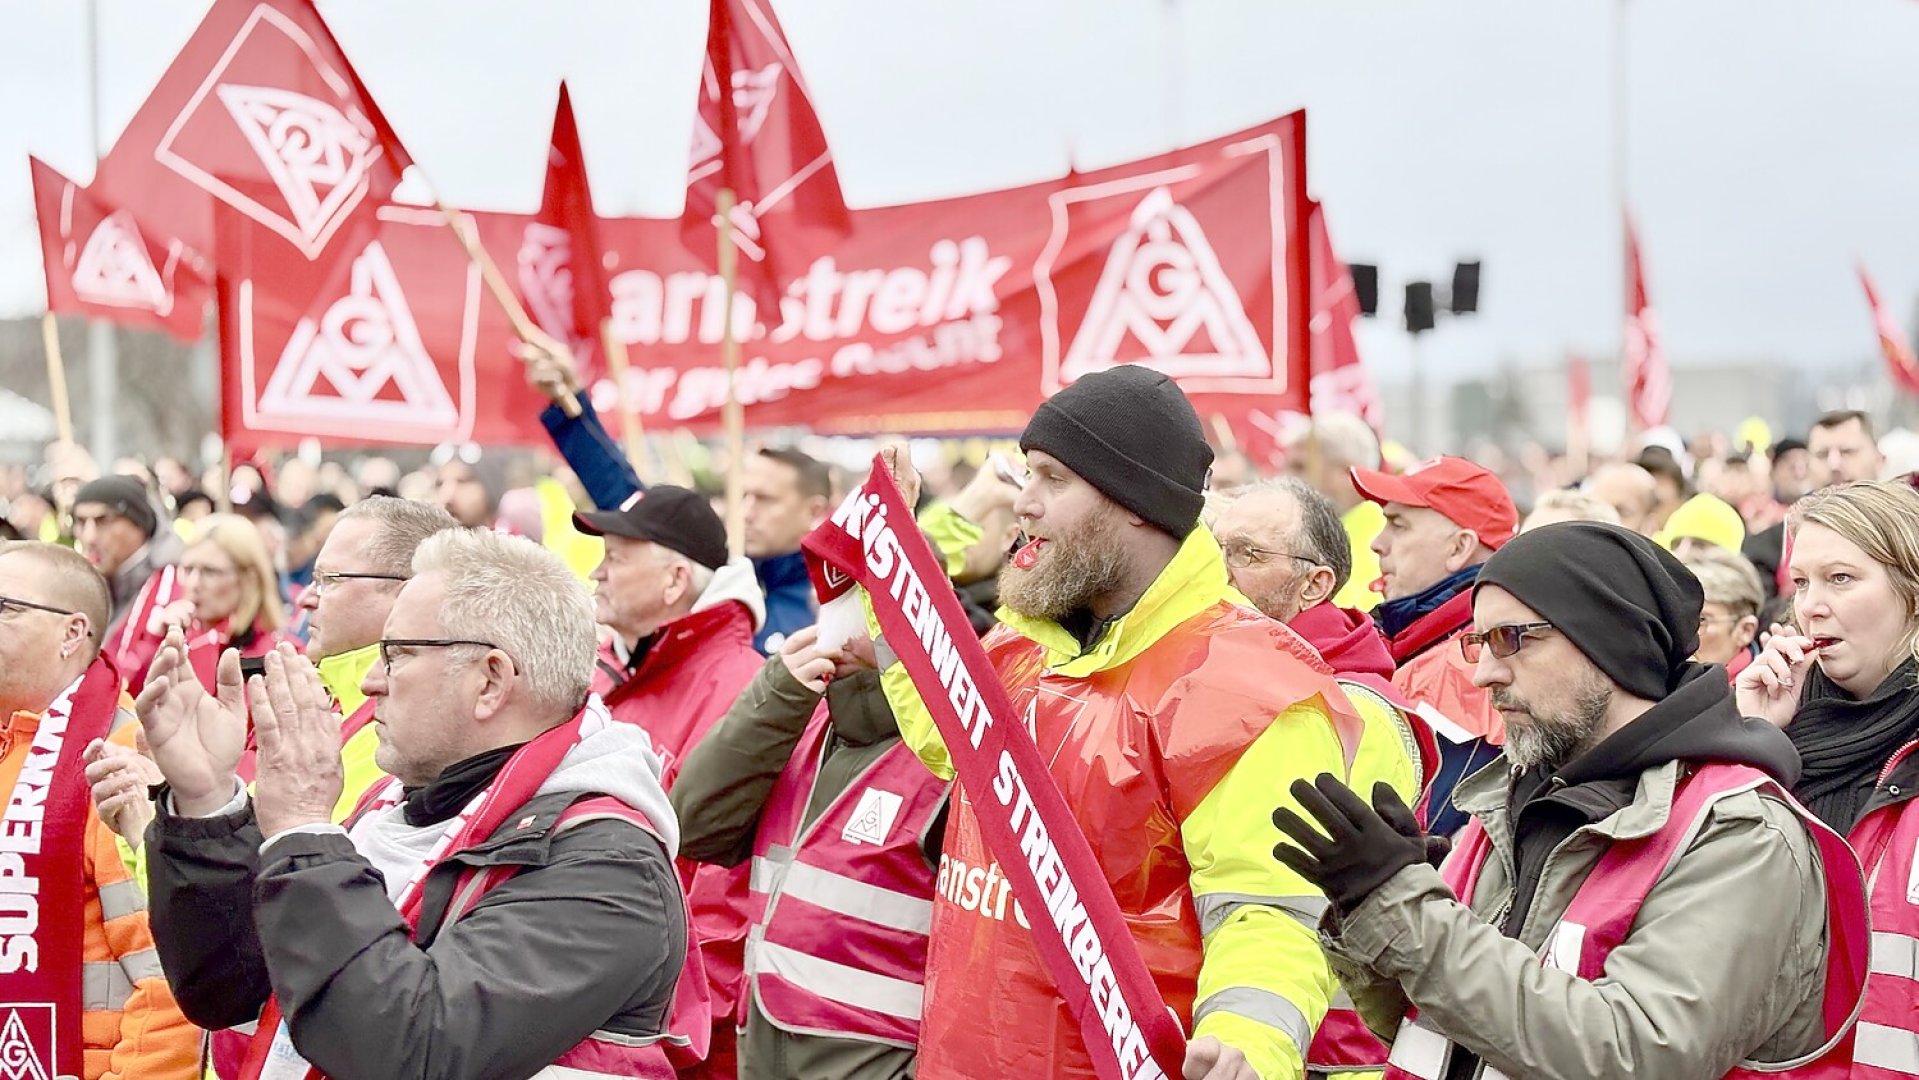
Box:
[1459,621,1555,663]
[0,594,78,619]
[311,570,408,594]
[378,638,521,676]
[1220,543,1322,571]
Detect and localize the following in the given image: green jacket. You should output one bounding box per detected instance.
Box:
[1322,756,1831,1079]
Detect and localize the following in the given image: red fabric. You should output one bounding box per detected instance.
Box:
[1725,647,1754,684]
[1841,743,1919,1080]
[746,710,945,1045]
[107,567,298,696]
[594,600,762,1042]
[92,0,411,266]
[1290,602,1397,682]
[1354,457,1518,550]
[681,0,849,310]
[30,156,212,341]
[1384,588,1476,666]
[521,82,611,384]
[213,111,1309,450]
[1624,215,1671,431]
[1859,263,1919,398]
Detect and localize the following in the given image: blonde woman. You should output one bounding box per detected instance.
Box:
[111,512,299,694]
[1738,480,1919,1075]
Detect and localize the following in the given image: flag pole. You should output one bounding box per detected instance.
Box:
[716,186,747,556]
[40,313,74,446]
[599,317,653,477]
[432,198,583,418]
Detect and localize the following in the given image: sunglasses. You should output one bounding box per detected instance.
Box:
[1459,621,1554,663]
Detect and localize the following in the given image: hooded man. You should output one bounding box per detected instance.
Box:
[1272,522,1862,1079]
[1358,457,1518,835]
[870,365,1363,1080]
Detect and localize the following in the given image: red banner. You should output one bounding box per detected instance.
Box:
[803,463,1185,1080]
[92,0,412,265]
[1858,262,1919,397]
[217,112,1309,451]
[519,82,610,383]
[30,156,212,341]
[1623,215,1671,431]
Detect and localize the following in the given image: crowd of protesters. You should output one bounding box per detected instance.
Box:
[9,347,1919,1080]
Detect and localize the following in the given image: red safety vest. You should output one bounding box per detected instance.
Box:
[917,605,1360,1079]
[745,707,948,1047]
[1840,741,1919,1079]
[1381,763,1869,1080]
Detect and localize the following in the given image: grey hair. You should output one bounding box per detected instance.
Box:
[1680,546,1764,620]
[1305,411,1382,471]
[1241,477,1352,593]
[1529,488,1623,527]
[338,496,461,576]
[412,529,596,714]
[684,559,716,602]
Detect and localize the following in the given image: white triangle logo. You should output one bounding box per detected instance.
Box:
[840,787,903,846]
[689,62,784,171]
[257,241,459,428]
[71,210,172,314]
[1060,186,1269,385]
[517,222,593,364]
[216,83,375,249]
[0,1010,49,1080]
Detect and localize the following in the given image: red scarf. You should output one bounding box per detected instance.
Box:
[0,658,122,1079]
[239,702,597,1080]
[803,463,1186,1080]
[1385,588,1476,664]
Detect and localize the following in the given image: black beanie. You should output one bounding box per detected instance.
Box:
[1018,366,1213,538]
[1474,521,1703,700]
[73,475,158,539]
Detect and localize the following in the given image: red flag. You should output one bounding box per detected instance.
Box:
[518,82,609,382]
[1858,262,1919,396]
[1306,201,1381,429]
[681,0,850,308]
[93,0,412,264]
[1623,215,1671,430]
[1569,352,1591,423]
[31,156,213,342]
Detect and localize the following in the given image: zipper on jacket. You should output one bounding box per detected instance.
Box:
[1875,739,1919,787]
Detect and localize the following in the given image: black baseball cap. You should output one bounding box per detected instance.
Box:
[573,486,728,570]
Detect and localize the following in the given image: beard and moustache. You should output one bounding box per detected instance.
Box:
[1494,665,1614,772]
[997,504,1131,624]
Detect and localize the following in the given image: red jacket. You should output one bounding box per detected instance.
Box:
[591,559,766,1061]
[108,568,298,695]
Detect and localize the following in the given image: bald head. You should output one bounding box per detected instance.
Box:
[1587,464,1660,536]
[0,542,110,656]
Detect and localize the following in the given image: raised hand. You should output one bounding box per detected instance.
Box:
[877,442,921,509]
[249,645,345,838]
[778,625,839,694]
[133,629,247,816]
[84,738,164,845]
[1735,627,1816,729]
[514,328,582,403]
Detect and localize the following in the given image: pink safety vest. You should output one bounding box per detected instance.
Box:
[1382,763,1869,1080]
[1840,741,1919,1079]
[745,708,949,1047]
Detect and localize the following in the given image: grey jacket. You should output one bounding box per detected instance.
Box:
[1322,757,1832,1079]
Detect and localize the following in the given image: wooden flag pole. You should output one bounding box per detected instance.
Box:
[599,317,652,477]
[434,199,583,418]
[716,187,747,557]
[39,313,74,446]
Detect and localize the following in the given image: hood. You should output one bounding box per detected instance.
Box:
[1289,603,1395,680]
[694,555,766,632]
[1554,662,1802,789]
[532,697,680,857]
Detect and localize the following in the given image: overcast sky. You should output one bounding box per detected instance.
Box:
[5,0,1917,389]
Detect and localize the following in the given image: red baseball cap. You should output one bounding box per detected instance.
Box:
[1351,457,1518,549]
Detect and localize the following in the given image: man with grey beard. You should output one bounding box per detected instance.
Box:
[1271,522,1851,1079]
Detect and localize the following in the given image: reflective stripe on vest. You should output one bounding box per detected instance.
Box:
[1851,789,1919,1078]
[1383,764,1868,1080]
[747,709,945,1046]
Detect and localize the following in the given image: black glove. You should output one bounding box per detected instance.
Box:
[1271,775,1442,914]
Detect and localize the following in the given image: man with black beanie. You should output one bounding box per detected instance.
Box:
[870,365,1366,1080]
[72,473,180,637]
[1270,522,1862,1079]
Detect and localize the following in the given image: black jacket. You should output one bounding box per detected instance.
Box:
[148,783,685,1080]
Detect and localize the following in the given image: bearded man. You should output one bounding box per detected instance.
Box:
[869,365,1363,1080]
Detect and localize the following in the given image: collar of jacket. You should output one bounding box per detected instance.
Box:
[317,641,380,716]
[1385,587,1477,664]
[1453,753,1687,851]
[996,526,1238,677]
[617,601,756,689]
[825,668,895,746]
[754,549,811,592]
[1290,602,1396,680]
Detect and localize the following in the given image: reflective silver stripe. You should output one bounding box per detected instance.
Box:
[97,878,147,922]
[1481,1068,1515,1080]
[1871,931,1919,982]
[1192,986,1311,1054]
[751,846,794,895]
[753,939,924,1020]
[1385,1017,1448,1080]
[779,862,932,934]
[119,946,165,984]
[1855,1022,1919,1075]
[1329,987,1356,1010]
[229,1021,260,1036]
[1193,892,1328,937]
[82,959,136,1011]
